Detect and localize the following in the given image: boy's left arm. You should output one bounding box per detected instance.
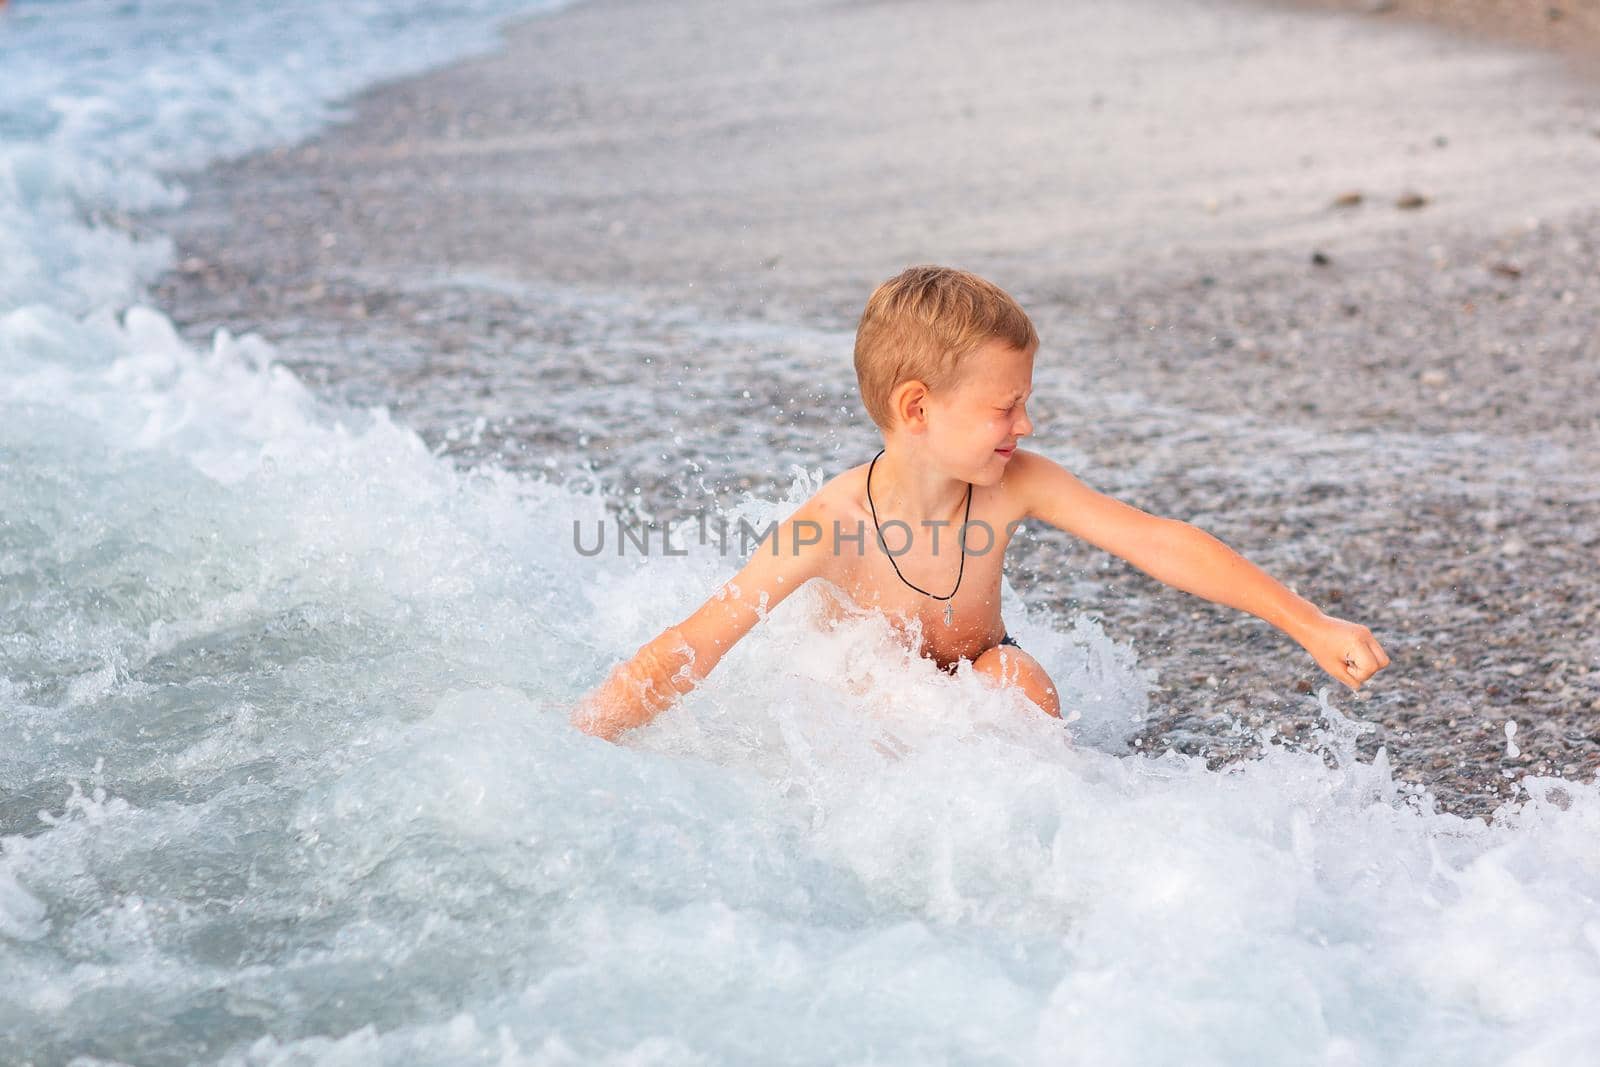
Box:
[1012,450,1391,689]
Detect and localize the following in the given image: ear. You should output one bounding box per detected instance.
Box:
[888,380,930,433]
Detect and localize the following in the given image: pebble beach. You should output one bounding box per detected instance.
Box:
[147,0,1600,818]
[10,0,1600,1060]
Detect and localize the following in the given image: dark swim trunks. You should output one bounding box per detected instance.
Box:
[999,633,1022,650]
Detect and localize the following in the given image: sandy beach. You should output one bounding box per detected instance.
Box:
[146,0,1600,818]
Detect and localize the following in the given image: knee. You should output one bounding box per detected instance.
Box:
[972,646,1062,719]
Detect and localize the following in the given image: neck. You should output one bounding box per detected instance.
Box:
[869,440,970,526]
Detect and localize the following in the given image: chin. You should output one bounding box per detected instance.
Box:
[970,459,1010,486]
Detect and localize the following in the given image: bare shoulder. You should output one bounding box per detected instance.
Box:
[758,467,867,580]
[1005,447,1176,558]
[1003,445,1062,477]
[996,446,1064,515]
[805,462,873,522]
[1002,445,1114,528]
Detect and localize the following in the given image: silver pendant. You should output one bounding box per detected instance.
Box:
[944,602,954,626]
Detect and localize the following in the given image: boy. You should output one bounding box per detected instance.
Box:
[571,266,1389,741]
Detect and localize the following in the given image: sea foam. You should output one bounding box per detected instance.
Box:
[3,1,1600,1064]
[0,0,568,314]
[2,291,1598,1066]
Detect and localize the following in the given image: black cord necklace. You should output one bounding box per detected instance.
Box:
[865,447,972,626]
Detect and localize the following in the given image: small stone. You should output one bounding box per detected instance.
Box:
[1396,191,1429,210]
[1501,537,1526,557]
[1418,369,1449,387]
[1490,262,1523,279]
[1366,0,1397,12]
[1311,250,1332,267]
[1331,190,1364,208]
[1294,679,1313,694]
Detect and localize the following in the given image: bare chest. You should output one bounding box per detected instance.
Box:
[818,500,1018,669]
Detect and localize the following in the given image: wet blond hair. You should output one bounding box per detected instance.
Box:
[853,265,1038,430]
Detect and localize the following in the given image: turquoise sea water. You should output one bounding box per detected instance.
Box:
[3,3,1599,1064]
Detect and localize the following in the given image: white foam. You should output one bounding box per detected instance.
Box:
[4,0,1600,1061]
[2,309,1598,1064]
[0,870,48,942]
[0,0,567,314]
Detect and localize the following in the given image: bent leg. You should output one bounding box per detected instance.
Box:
[972,643,1062,719]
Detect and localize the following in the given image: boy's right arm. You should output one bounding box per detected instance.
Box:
[569,497,833,742]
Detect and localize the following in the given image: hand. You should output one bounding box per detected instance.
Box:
[568,691,616,741]
[568,677,644,743]
[568,632,696,743]
[1299,614,1391,690]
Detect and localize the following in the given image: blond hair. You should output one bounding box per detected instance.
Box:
[853,265,1038,430]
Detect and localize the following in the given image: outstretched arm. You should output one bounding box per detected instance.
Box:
[1011,449,1390,689]
[570,498,832,741]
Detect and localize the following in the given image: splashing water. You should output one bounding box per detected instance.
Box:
[0,0,571,315]
[3,1,1600,1065]
[4,294,1599,1065]
[1505,720,1522,760]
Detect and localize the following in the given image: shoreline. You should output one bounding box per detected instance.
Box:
[143,0,1600,819]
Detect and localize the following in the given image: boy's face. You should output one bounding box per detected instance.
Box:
[922,339,1035,486]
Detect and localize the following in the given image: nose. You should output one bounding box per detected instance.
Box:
[1014,402,1033,438]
